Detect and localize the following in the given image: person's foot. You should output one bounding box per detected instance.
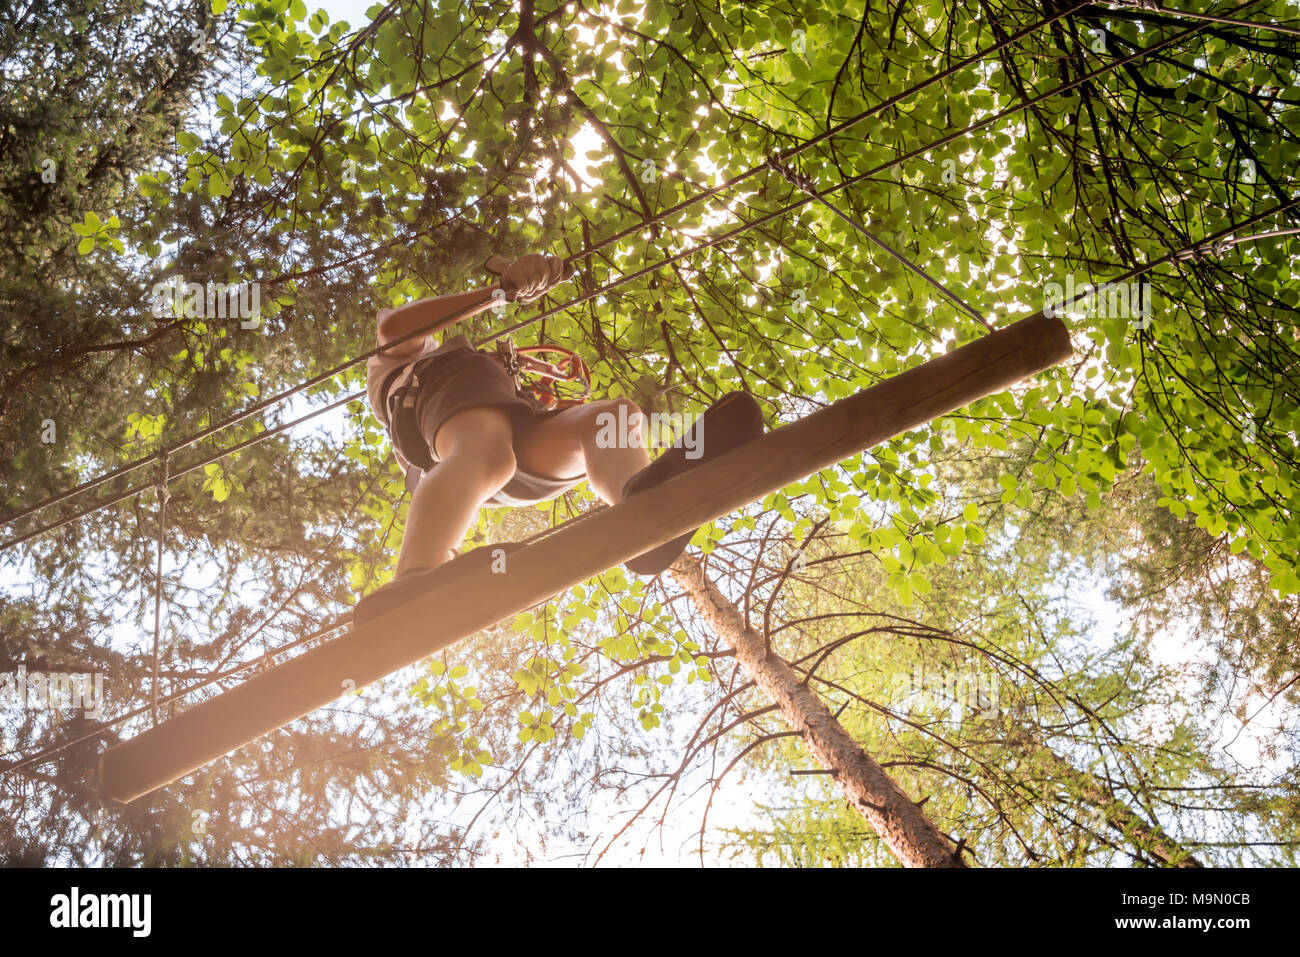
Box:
[354,543,522,627]
[620,391,764,576]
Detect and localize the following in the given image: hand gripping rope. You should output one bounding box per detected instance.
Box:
[482,254,592,409]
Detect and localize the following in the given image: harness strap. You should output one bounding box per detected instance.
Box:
[381,339,593,472]
[384,353,457,472]
[495,341,592,410]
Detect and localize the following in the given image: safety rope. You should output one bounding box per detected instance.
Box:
[1,1,1271,545]
[151,452,170,727]
[1114,1,1300,38]
[1,392,358,551]
[6,192,1293,779]
[0,0,1262,552]
[1,456,405,776]
[764,153,992,330]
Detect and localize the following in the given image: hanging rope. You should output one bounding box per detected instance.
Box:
[764,153,992,330]
[1117,1,1300,38]
[0,3,1243,552]
[1,2,1281,776]
[6,191,1294,781]
[150,452,170,727]
[0,616,351,778]
[0,454,404,776]
[0,1,1269,544]
[0,391,358,551]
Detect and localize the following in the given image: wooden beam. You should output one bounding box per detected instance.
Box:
[99,311,1072,803]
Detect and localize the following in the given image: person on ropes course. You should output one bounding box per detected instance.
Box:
[354,251,764,624]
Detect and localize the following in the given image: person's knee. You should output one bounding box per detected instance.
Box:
[588,396,645,445]
[466,437,517,490]
[439,432,516,491]
[435,409,518,489]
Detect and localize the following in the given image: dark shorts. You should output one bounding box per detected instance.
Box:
[409,348,585,507]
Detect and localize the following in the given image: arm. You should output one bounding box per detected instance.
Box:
[375,285,502,357]
[376,253,570,357]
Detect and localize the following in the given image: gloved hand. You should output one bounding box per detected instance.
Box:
[485,253,570,303]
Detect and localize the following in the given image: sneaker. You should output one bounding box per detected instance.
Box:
[620,391,764,575]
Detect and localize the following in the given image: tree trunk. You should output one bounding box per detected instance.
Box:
[1026,742,1202,867]
[670,554,965,868]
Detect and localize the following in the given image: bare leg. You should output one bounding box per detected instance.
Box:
[396,406,517,576]
[514,397,650,504]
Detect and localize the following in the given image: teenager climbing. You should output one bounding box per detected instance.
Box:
[354,251,764,624]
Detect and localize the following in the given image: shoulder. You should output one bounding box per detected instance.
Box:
[434,333,475,355]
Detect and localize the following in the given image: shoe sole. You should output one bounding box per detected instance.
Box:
[623,391,765,575]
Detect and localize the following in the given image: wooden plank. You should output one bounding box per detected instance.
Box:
[99,310,1072,802]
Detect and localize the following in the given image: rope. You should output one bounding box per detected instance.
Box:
[0,615,352,778]
[150,452,170,727]
[1115,2,1300,39]
[764,153,992,330]
[1,456,395,776]
[1172,226,1300,262]
[0,2,1278,542]
[1044,199,1299,322]
[0,0,1254,552]
[0,1,1276,775]
[3,195,1294,780]
[0,391,359,550]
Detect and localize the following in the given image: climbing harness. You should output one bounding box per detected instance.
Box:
[479,255,592,406]
[377,252,594,474]
[0,0,1120,550]
[10,2,1295,780]
[379,333,592,483]
[490,338,592,411]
